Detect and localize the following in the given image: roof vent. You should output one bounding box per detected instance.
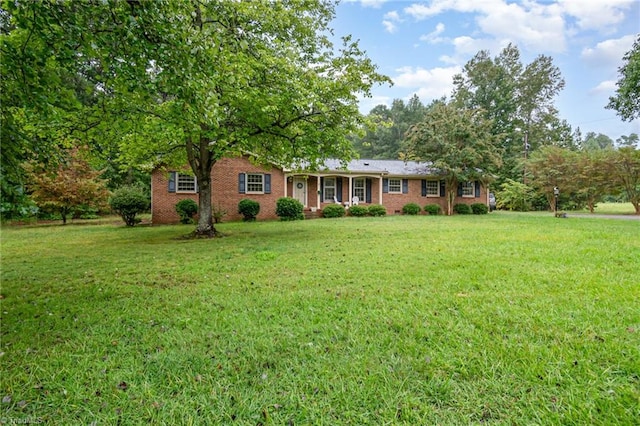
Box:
[363,162,370,166]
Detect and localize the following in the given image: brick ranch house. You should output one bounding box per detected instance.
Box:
[151,155,490,224]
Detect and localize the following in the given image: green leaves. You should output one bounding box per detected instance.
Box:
[607,35,640,122]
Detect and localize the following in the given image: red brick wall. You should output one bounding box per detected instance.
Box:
[152,159,490,224]
[152,156,286,224]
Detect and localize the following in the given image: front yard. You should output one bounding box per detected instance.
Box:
[1,214,638,424]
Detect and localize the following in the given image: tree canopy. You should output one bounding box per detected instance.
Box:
[607,35,640,122]
[2,0,390,234]
[404,102,502,215]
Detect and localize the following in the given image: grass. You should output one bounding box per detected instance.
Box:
[1,213,639,424]
[578,202,637,215]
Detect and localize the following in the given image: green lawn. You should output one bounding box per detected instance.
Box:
[1,214,639,424]
[576,202,638,215]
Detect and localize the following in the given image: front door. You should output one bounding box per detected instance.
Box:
[293,178,307,207]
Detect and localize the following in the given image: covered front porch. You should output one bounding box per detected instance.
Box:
[283,173,386,212]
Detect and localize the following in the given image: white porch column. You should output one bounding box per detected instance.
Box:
[348,176,353,206]
[316,175,321,208]
[284,173,288,198]
[379,176,383,205]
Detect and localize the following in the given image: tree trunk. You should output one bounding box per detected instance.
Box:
[193,175,219,237]
[447,189,455,216]
[633,200,640,215]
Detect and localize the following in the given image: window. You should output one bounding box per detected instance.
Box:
[323,177,336,201]
[388,178,402,194]
[239,173,271,194]
[353,178,365,201]
[462,181,474,197]
[426,180,439,197]
[246,173,264,193]
[177,174,197,193]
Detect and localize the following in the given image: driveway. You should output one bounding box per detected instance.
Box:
[568,213,640,220]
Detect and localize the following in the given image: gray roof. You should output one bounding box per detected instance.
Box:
[318,159,437,177]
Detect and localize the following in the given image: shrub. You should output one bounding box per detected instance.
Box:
[471,203,489,215]
[496,179,534,211]
[349,205,369,217]
[402,203,421,215]
[367,204,387,217]
[238,199,260,221]
[109,185,149,226]
[276,197,304,221]
[453,203,472,215]
[175,199,198,224]
[424,204,441,215]
[322,204,345,218]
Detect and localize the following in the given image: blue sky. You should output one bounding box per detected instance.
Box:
[330,0,640,141]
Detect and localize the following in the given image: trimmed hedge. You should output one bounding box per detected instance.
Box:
[175,199,198,224]
[276,197,304,221]
[109,185,149,227]
[471,203,489,215]
[367,204,387,217]
[424,204,441,215]
[238,199,260,221]
[349,205,369,217]
[322,204,346,218]
[453,203,472,215]
[402,203,421,215]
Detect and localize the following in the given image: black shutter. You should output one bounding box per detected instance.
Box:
[238,173,246,194]
[336,178,343,202]
[402,179,409,194]
[383,178,389,193]
[439,180,445,197]
[421,180,427,197]
[366,179,372,203]
[264,174,271,194]
[168,172,176,193]
[320,177,324,202]
[474,181,480,197]
[457,183,463,197]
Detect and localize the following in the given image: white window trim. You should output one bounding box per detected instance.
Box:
[426,180,439,197]
[323,177,336,201]
[176,173,197,193]
[354,178,366,201]
[246,173,265,194]
[388,178,402,194]
[462,181,474,198]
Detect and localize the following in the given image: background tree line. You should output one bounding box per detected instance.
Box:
[1,0,638,222]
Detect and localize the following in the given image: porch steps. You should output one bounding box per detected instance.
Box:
[304,210,322,220]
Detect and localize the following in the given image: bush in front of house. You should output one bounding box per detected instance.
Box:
[402,203,421,215]
[276,197,304,221]
[424,204,441,215]
[109,185,149,227]
[238,199,260,221]
[471,203,489,215]
[175,199,198,224]
[453,203,472,215]
[367,204,387,216]
[322,204,345,218]
[348,205,369,217]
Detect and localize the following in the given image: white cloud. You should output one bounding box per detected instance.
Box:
[581,34,637,68]
[357,0,388,8]
[420,23,446,44]
[382,10,402,33]
[392,65,461,100]
[479,2,567,52]
[590,80,616,95]
[559,0,635,31]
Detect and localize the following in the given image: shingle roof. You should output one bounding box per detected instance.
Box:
[318,159,437,177]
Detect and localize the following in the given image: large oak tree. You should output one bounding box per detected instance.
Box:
[2,0,389,236]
